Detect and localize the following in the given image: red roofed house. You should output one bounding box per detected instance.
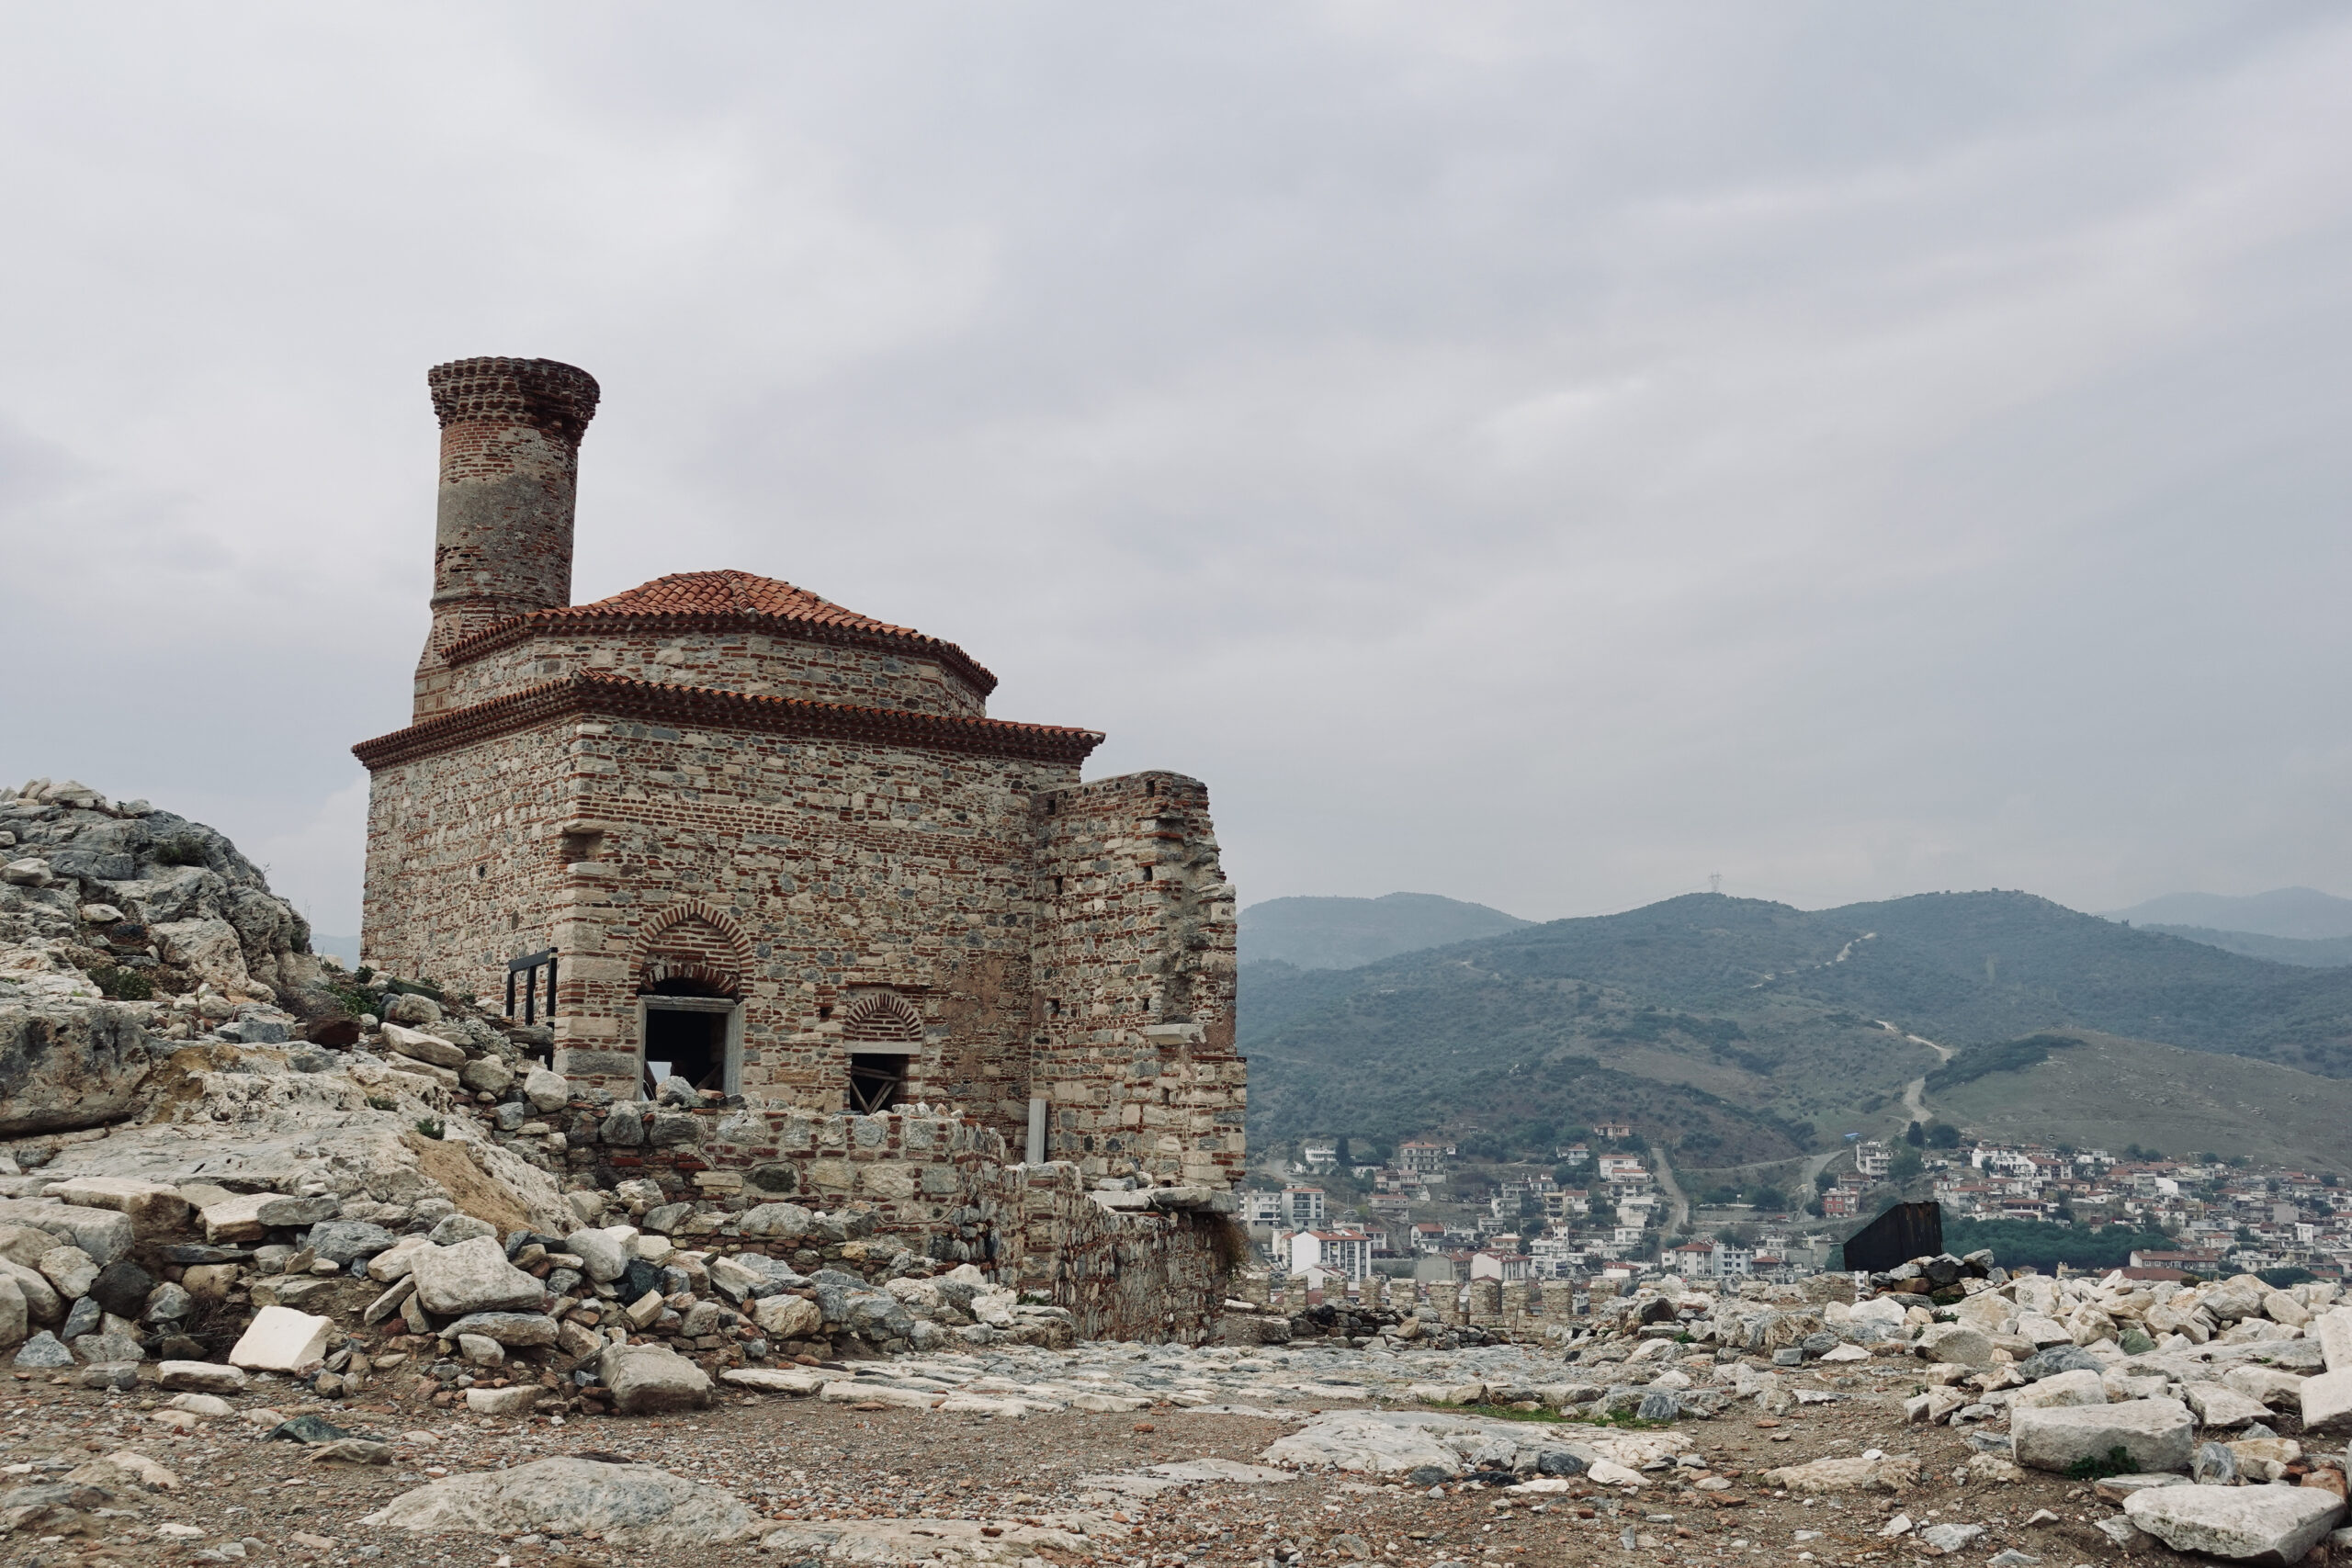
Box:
[355,357,1238,1184]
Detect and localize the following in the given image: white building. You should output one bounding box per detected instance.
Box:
[1289,1229,1376,1282]
[1855,1141,1891,1179]
[1242,1187,1327,1230]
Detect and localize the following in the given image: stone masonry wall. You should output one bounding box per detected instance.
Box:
[549,1101,1227,1341]
[1030,773,1241,1188]
[440,628,988,720]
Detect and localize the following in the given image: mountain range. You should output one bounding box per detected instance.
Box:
[1238,889,2352,1177]
[2100,886,2352,941]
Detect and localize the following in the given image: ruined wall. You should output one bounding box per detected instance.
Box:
[548,1100,1227,1341]
[1030,773,1242,1188]
[438,628,988,719]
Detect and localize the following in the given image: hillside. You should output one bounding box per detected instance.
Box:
[1241,890,2352,1174]
[1928,1028,2352,1168]
[1239,892,1531,969]
[2143,924,2352,968]
[2099,886,2352,940]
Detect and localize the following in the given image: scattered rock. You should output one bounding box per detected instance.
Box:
[360,1456,758,1547]
[2124,1479,2346,1564]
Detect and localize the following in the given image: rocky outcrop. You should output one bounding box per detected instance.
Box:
[0,1001,153,1136]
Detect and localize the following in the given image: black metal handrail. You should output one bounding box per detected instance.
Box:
[506,947,558,1025]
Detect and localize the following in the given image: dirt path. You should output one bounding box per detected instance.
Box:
[1650,1147,1690,1235]
[1897,1030,1955,1124]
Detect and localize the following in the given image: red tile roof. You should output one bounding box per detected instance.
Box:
[441,570,997,695]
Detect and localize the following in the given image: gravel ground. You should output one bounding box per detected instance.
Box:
[1,1339,2330,1568]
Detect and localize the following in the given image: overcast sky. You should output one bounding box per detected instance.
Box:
[5,4,2350,939]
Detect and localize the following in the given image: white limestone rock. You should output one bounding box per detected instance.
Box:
[227,1304,334,1371]
[2012,1398,2195,1475]
[361,1456,756,1547]
[596,1341,712,1415]
[410,1235,544,1316]
[2124,1482,2346,1564]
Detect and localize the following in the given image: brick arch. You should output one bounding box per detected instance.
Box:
[634,901,752,997]
[840,991,924,1043]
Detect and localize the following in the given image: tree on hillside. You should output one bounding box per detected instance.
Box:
[1905,1122,1925,1147]
[1889,1147,1925,1184]
[1927,1123,1961,1149]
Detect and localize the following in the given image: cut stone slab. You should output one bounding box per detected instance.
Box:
[720,1367,826,1394]
[1916,1324,1994,1368]
[410,1235,544,1316]
[597,1341,712,1415]
[227,1305,335,1371]
[2012,1398,2195,1476]
[360,1456,757,1548]
[2300,1369,2352,1436]
[198,1193,278,1244]
[437,1311,558,1348]
[2186,1383,2273,1428]
[2124,1481,2346,1564]
[41,1178,189,1236]
[821,1381,941,1410]
[2315,1308,2352,1374]
[155,1360,246,1393]
[254,1194,338,1227]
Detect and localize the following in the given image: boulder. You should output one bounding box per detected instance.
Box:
[2299,1370,2352,1437]
[752,1293,822,1341]
[87,1258,154,1318]
[2124,1482,2345,1564]
[458,1057,513,1097]
[365,1235,436,1282]
[0,1003,153,1137]
[199,1193,277,1245]
[41,1178,189,1236]
[227,1305,335,1371]
[1916,1323,1993,1368]
[465,1384,539,1416]
[563,1228,628,1283]
[2316,1308,2352,1374]
[596,1341,712,1415]
[360,1456,756,1547]
[382,992,442,1027]
[381,1024,465,1069]
[254,1194,338,1227]
[155,1360,247,1393]
[0,1258,60,1326]
[11,1330,73,1368]
[1759,1454,1923,1494]
[0,1202,132,1268]
[2012,1398,2195,1475]
[523,1067,570,1113]
[410,1235,544,1316]
[307,1221,398,1268]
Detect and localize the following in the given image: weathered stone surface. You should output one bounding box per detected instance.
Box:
[523,1066,569,1113]
[2314,1308,2352,1374]
[255,1193,339,1227]
[465,1384,538,1416]
[155,1360,246,1393]
[564,1227,628,1283]
[411,1235,544,1316]
[720,1367,827,1394]
[2124,1482,2346,1564]
[596,1341,712,1415]
[381,1023,466,1068]
[87,1258,153,1318]
[11,1329,73,1368]
[1915,1323,1993,1368]
[2185,1382,2272,1428]
[1761,1455,1923,1494]
[198,1193,277,1244]
[0,1004,153,1138]
[227,1305,335,1371]
[307,1220,398,1267]
[458,1056,513,1096]
[437,1311,558,1348]
[752,1293,822,1341]
[2012,1399,2195,1475]
[2009,1369,2107,1411]
[0,1257,60,1326]
[2299,1369,2352,1436]
[361,1456,756,1546]
[41,1177,188,1236]
[738,1202,816,1240]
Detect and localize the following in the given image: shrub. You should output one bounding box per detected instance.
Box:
[148,836,209,868]
[413,1117,445,1140]
[366,1095,396,1111]
[2065,1447,2134,1482]
[89,966,153,1000]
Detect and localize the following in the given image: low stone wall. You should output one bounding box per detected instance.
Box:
[542,1100,1228,1341]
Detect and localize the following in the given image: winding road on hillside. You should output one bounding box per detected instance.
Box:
[1895,1025,1956,1123]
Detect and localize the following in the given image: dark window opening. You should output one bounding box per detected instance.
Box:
[645,1008,725,1097]
[1052,875,1064,896]
[817,1003,834,1020]
[1145,781,1156,796]
[847,1053,908,1115]
[1142,865,1153,881]
[1047,997,1062,1017]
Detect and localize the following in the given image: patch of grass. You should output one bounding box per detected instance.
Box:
[2064,1446,2135,1482]
[366,1095,397,1111]
[148,836,210,868]
[1462,1404,1573,1424]
[89,966,153,1000]
[413,1117,445,1140]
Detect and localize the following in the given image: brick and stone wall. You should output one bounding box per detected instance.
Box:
[1031,773,1241,1188]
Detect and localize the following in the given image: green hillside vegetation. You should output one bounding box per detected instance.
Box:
[1925,1029,2352,1168]
[1239,892,1532,970]
[1241,891,2352,1173]
[2144,925,2352,968]
[1924,1033,2080,1093]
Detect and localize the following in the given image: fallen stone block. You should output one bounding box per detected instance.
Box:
[411,1235,545,1316]
[2124,1480,2345,1564]
[596,1341,711,1416]
[2299,1369,2352,1436]
[380,1023,466,1069]
[360,1457,759,1548]
[1760,1455,1923,1495]
[2008,1368,2107,1411]
[719,1367,826,1395]
[2012,1398,2194,1476]
[155,1360,246,1393]
[465,1385,539,1416]
[2185,1383,2271,1429]
[42,1178,190,1236]
[227,1305,334,1371]
[820,1380,941,1410]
